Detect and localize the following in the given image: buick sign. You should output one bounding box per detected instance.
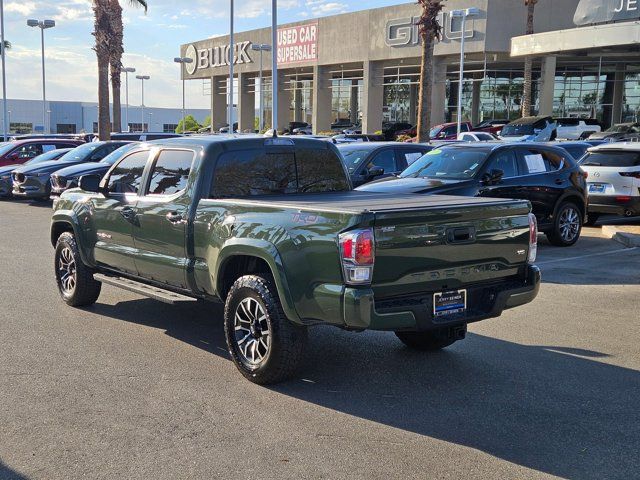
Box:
[183,41,253,75]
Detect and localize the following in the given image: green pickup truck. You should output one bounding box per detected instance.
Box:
[51,136,540,384]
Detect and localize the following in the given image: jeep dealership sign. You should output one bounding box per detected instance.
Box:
[184,41,253,75]
[574,0,640,26]
[277,22,318,64]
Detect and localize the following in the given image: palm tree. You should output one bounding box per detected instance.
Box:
[93,0,111,140]
[521,0,537,117]
[109,0,147,133]
[416,0,445,143]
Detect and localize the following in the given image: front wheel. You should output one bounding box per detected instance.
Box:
[395,325,466,351]
[546,201,582,246]
[224,275,307,385]
[54,232,101,306]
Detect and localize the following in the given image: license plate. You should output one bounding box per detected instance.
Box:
[589,184,606,193]
[433,290,467,317]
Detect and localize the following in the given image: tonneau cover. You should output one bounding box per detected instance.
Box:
[202,191,528,215]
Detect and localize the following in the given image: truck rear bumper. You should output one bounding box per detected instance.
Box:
[343,265,541,331]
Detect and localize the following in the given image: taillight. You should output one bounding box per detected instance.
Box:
[528,213,538,264]
[616,196,632,203]
[339,228,375,285]
[620,171,640,179]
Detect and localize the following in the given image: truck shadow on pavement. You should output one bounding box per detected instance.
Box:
[91,299,639,480]
[0,460,29,480]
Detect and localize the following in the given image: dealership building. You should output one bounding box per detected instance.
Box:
[180,0,640,133]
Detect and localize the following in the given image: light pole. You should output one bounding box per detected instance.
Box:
[228,0,234,133]
[1,0,8,141]
[122,67,135,132]
[27,18,55,134]
[450,8,479,137]
[174,57,193,134]
[251,44,272,132]
[271,0,278,134]
[136,75,150,132]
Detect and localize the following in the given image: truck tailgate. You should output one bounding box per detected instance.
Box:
[371,199,531,299]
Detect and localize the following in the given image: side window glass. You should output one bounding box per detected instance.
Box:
[368,149,397,173]
[42,144,56,153]
[402,150,426,166]
[486,150,519,178]
[521,149,562,173]
[212,150,296,198]
[107,151,149,194]
[443,125,457,136]
[147,150,193,196]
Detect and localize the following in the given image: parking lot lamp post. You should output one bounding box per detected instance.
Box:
[27,18,55,134]
[251,44,272,132]
[450,8,479,137]
[228,0,234,133]
[122,67,136,132]
[136,75,150,132]
[1,0,8,141]
[271,0,278,134]
[173,57,193,134]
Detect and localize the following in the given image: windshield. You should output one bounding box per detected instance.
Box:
[400,148,489,180]
[100,144,136,165]
[340,149,371,173]
[429,126,442,137]
[501,123,535,136]
[0,142,16,156]
[24,149,68,165]
[605,124,635,133]
[57,143,100,162]
[581,151,640,167]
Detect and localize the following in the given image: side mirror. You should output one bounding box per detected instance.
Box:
[481,168,504,185]
[79,174,102,193]
[437,132,447,139]
[368,166,385,178]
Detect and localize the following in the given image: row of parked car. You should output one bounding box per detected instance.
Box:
[2,130,639,249]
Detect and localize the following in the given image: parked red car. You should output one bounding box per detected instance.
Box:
[473,119,509,135]
[0,138,84,168]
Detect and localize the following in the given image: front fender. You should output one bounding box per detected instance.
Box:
[51,207,95,267]
[215,238,302,324]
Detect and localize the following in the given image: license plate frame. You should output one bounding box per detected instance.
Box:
[433,289,467,317]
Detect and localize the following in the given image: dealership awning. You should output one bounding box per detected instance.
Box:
[511,21,640,57]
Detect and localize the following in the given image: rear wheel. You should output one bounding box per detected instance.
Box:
[395,325,466,351]
[224,274,307,385]
[54,232,101,306]
[546,201,582,246]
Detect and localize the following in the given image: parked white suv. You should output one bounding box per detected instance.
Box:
[579,143,640,224]
[556,118,602,140]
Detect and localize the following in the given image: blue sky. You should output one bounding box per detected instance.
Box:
[3,0,404,109]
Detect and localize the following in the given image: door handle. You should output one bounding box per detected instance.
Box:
[555,178,565,185]
[166,211,184,224]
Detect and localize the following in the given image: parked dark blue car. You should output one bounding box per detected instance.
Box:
[0,148,72,198]
[51,143,138,196]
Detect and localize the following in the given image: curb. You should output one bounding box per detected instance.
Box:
[601,226,640,248]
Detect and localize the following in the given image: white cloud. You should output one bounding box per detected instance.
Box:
[4,1,37,16]
[305,0,347,15]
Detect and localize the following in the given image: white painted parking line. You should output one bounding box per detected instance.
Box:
[537,247,639,265]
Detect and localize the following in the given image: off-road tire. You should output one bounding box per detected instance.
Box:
[395,328,463,351]
[224,274,307,385]
[54,232,101,307]
[546,201,582,247]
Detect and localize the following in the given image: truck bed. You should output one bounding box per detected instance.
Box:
[203,191,529,214]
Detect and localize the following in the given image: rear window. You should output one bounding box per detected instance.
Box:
[581,151,640,167]
[211,148,349,198]
[557,118,579,127]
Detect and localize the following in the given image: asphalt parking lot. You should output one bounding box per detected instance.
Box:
[0,200,638,480]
